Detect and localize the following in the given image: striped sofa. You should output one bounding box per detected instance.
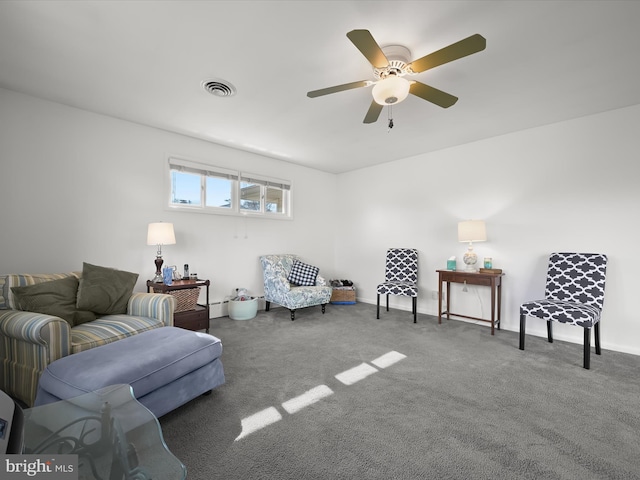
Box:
[0,272,175,407]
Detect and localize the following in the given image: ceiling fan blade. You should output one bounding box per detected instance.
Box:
[347,29,389,69]
[363,100,383,124]
[409,81,458,108]
[307,80,371,98]
[409,34,486,73]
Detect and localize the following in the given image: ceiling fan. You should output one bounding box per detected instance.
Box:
[307,30,486,124]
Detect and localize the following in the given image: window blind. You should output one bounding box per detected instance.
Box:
[240,175,291,191]
[169,157,238,181]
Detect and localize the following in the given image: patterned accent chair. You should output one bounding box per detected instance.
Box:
[0,273,175,406]
[376,248,419,323]
[519,253,608,369]
[260,254,332,321]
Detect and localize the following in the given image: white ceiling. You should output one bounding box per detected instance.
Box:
[1,1,639,174]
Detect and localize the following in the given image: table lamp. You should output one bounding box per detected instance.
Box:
[458,220,486,272]
[147,222,176,282]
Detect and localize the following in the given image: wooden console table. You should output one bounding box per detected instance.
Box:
[436,270,504,335]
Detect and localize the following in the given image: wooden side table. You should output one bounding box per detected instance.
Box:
[436,270,504,335]
[147,279,210,333]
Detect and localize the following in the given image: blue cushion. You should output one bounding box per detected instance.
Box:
[36,327,222,401]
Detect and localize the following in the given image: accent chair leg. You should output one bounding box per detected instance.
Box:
[584,327,591,369]
[265,301,271,312]
[377,294,380,319]
[413,297,417,324]
[290,309,296,321]
[547,320,553,343]
[321,304,326,314]
[595,322,601,355]
[386,294,389,312]
[519,314,526,350]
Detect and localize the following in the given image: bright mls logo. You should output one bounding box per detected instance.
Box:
[2,455,77,479]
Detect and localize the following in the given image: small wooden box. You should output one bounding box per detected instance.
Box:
[479,268,503,274]
[330,287,356,305]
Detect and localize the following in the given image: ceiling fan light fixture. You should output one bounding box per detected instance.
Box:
[372,76,410,105]
[308,29,485,124]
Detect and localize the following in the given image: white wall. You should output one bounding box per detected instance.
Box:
[2,87,638,356]
[0,88,338,308]
[334,104,640,355]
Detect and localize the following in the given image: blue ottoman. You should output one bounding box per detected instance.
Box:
[34,327,225,417]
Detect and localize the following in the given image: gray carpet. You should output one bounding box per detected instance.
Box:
[159,303,640,480]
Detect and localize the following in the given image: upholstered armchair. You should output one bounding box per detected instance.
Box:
[259,254,332,320]
[0,271,175,406]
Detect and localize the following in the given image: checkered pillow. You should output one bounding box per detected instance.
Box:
[287,260,319,287]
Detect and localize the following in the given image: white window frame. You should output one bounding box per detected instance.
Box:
[166,156,292,219]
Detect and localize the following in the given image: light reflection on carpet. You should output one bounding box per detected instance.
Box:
[282,384,334,414]
[334,363,378,385]
[235,407,282,441]
[234,350,406,441]
[371,350,407,369]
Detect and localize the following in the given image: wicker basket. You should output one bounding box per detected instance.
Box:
[330,287,356,304]
[154,287,200,313]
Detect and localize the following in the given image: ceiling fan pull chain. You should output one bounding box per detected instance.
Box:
[387,105,394,132]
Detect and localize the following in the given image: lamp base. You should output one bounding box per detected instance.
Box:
[463,248,478,272]
[153,255,164,283]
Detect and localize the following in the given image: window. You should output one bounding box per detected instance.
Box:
[240,179,261,212]
[205,176,233,208]
[171,169,201,206]
[266,185,285,213]
[167,157,291,218]
[169,158,237,211]
[239,175,290,215]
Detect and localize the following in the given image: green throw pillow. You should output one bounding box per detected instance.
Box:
[11,276,96,326]
[76,262,138,315]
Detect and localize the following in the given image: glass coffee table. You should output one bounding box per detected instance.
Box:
[23,384,186,480]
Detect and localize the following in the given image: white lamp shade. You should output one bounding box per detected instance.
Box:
[458,220,487,243]
[372,76,411,105]
[147,222,176,245]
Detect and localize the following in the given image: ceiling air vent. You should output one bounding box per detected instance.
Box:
[202,79,236,97]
